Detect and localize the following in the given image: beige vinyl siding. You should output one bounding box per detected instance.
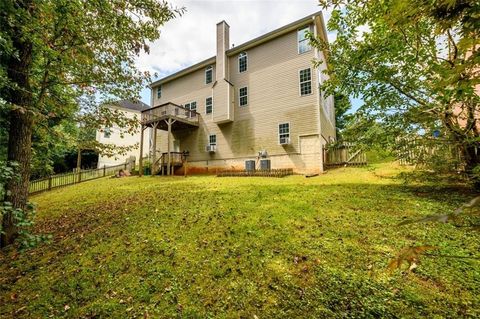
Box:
[151,23,328,173]
[153,65,215,107]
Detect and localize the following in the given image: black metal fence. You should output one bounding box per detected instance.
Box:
[29,160,135,194]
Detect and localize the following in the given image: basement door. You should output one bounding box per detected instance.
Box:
[300,135,321,171]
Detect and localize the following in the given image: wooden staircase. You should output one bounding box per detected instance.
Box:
[152,152,187,175]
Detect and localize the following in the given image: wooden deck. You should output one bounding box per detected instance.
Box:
[141,103,199,131]
[139,103,198,177]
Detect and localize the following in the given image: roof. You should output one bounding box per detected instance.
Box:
[149,56,216,88]
[150,11,325,88]
[111,99,150,112]
[226,11,323,55]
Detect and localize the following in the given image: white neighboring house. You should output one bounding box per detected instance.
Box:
[96,100,150,168]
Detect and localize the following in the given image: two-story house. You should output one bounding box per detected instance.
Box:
[97,99,150,167]
[139,11,335,175]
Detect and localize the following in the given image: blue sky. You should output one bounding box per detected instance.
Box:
[136,0,362,112]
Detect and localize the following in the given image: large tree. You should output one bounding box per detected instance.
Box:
[313,0,479,182]
[0,0,181,247]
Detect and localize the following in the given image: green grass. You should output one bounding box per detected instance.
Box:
[1,163,479,318]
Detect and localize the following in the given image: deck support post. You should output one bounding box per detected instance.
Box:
[139,124,145,177]
[167,118,172,176]
[184,157,188,177]
[152,122,158,174]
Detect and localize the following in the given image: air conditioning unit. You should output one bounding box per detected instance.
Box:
[205,145,216,152]
[279,137,291,145]
[260,159,271,170]
[245,160,256,171]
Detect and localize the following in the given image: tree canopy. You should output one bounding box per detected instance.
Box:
[313,0,479,182]
[0,0,182,246]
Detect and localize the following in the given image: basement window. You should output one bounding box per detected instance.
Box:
[239,86,248,106]
[299,68,312,96]
[209,134,217,146]
[278,123,290,144]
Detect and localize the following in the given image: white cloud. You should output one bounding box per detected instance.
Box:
[137,0,333,103]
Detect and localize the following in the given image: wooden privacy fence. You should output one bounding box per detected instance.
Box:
[396,137,463,169]
[217,168,294,178]
[323,143,367,167]
[29,159,135,194]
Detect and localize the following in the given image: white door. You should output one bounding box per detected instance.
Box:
[300,135,321,172]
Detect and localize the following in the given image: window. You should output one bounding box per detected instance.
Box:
[239,87,248,106]
[298,26,311,54]
[184,101,197,118]
[299,68,312,96]
[206,97,213,114]
[190,101,197,113]
[278,123,290,144]
[104,127,111,138]
[205,66,213,84]
[238,52,247,73]
[209,134,217,146]
[157,85,162,99]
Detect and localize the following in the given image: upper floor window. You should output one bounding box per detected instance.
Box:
[104,127,111,138]
[299,68,312,96]
[206,97,213,114]
[156,85,162,99]
[205,66,213,84]
[238,52,247,73]
[239,87,248,106]
[278,123,290,144]
[298,26,311,54]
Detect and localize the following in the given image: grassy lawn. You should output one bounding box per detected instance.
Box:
[1,163,479,318]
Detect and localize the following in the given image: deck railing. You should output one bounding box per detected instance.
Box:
[141,103,199,125]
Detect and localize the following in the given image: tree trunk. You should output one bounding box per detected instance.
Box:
[1,111,34,247]
[461,143,480,189]
[1,0,35,248]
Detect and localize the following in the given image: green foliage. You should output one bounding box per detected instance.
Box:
[333,92,352,138]
[312,0,480,180]
[0,163,478,317]
[0,162,50,249]
[0,0,182,245]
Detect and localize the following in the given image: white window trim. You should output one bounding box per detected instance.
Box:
[157,85,162,99]
[238,52,248,73]
[239,86,248,107]
[205,66,213,84]
[208,134,217,146]
[297,25,312,54]
[278,122,291,145]
[298,68,313,97]
[205,96,213,115]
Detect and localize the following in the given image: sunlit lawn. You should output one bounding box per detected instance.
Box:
[1,163,479,318]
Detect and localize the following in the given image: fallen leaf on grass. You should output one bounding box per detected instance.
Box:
[388,246,437,272]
